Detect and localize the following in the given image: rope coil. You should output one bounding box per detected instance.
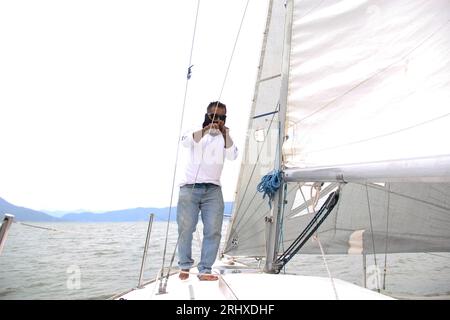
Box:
[257,170,282,208]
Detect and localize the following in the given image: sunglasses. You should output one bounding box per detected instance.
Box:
[206,113,226,122]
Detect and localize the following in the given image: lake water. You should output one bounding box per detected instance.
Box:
[1,221,449,300]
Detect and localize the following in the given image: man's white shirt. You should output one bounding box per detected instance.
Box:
[178,130,238,187]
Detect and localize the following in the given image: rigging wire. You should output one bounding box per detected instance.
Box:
[313,234,339,300]
[161,236,181,292]
[278,182,288,274]
[288,183,339,218]
[15,220,155,240]
[312,184,341,299]
[310,182,323,214]
[298,183,311,215]
[158,0,201,291]
[217,0,251,101]
[382,182,391,290]
[13,221,85,235]
[357,182,450,213]
[365,184,381,292]
[277,185,321,274]
[158,0,252,291]
[202,0,251,138]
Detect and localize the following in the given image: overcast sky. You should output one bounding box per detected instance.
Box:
[0,0,269,212]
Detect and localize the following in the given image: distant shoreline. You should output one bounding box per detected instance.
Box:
[1,197,233,223]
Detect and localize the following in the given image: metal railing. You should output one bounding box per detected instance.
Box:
[138,213,154,288]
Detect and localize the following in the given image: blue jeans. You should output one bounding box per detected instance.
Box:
[177,184,224,274]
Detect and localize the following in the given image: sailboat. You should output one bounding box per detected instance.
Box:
[113,0,450,300]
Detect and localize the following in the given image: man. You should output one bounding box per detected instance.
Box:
[177,101,238,281]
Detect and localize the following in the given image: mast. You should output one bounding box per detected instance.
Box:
[264,0,294,273]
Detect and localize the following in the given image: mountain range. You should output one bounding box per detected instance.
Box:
[0,197,233,222]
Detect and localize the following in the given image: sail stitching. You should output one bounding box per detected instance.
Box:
[258,73,282,83]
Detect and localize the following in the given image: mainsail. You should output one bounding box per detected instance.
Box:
[224,0,450,260]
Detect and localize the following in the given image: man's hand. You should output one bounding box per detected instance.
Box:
[220,124,228,135]
[220,125,233,148]
[193,123,220,142]
[194,121,233,148]
[202,123,221,135]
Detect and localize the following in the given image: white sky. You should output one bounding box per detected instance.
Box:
[0,0,269,212]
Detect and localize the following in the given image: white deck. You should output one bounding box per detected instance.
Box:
[115,265,393,300]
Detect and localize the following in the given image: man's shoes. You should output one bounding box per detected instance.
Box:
[179,269,190,280]
[197,273,219,281]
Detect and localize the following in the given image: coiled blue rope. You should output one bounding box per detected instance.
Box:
[257,170,282,208]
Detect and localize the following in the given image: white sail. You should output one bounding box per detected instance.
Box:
[285,182,450,254]
[224,0,450,258]
[284,0,450,172]
[223,0,292,257]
